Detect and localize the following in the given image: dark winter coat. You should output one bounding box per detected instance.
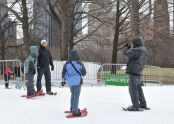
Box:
[38,45,53,69]
[123,37,147,76]
[62,50,87,86]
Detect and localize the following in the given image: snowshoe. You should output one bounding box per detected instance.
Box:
[64,108,87,114]
[46,92,57,95]
[122,106,144,111]
[66,108,88,118]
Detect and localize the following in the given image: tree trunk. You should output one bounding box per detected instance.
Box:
[60,1,74,61]
[111,1,120,74]
[60,5,69,60]
[153,0,170,40]
[173,0,174,35]
[0,34,6,60]
[130,0,140,38]
[112,1,120,64]
[21,0,30,56]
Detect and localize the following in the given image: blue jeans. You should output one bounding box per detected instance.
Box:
[129,74,146,108]
[70,85,81,114]
[36,67,51,92]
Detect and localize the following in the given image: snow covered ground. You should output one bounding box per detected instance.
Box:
[0,85,174,124]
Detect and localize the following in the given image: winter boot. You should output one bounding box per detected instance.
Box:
[5,83,9,89]
[126,105,143,111]
[139,104,150,110]
[73,112,82,116]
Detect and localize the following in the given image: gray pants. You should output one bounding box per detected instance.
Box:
[70,85,81,115]
[129,74,146,108]
[26,74,35,95]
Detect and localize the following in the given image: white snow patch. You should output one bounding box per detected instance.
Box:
[0,85,174,124]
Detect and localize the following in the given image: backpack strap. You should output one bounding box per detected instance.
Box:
[70,61,81,76]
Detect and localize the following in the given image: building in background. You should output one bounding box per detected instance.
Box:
[33,0,61,59]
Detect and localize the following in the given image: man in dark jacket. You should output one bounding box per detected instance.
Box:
[123,37,149,111]
[37,39,54,95]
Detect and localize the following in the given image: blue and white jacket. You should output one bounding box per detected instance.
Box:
[61,50,86,86]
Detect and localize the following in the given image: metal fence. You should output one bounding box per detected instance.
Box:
[23,60,102,86]
[0,59,164,88]
[99,64,163,86]
[0,59,25,88]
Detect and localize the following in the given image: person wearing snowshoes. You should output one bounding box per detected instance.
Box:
[123,37,150,111]
[24,46,39,97]
[36,39,55,95]
[61,50,87,116]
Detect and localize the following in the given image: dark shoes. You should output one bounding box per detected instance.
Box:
[46,91,54,95]
[71,108,82,116]
[73,112,82,116]
[139,105,150,110]
[27,92,37,97]
[5,83,9,89]
[126,105,143,111]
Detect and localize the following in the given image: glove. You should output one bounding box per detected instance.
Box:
[61,82,66,86]
[51,65,54,71]
[37,67,40,73]
[124,43,131,49]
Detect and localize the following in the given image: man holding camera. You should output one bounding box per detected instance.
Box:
[123,37,150,111]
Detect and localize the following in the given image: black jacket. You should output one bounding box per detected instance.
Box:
[38,45,53,68]
[123,37,147,76]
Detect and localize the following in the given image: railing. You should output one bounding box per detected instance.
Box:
[0,59,24,88]
[23,60,102,86]
[99,64,163,86]
[0,59,165,88]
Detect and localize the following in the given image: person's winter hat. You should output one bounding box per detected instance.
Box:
[41,39,47,44]
[69,50,80,61]
[132,37,144,48]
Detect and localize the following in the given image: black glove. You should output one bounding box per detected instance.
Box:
[61,82,66,86]
[51,65,54,71]
[124,43,131,49]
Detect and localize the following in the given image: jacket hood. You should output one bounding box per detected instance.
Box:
[132,37,144,47]
[69,50,80,61]
[40,44,46,50]
[30,46,39,57]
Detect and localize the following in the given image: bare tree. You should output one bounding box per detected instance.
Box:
[0,0,40,57]
[173,0,174,35]
[112,0,130,64]
[0,2,17,60]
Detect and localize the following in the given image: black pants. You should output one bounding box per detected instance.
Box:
[36,67,51,93]
[4,74,10,88]
[26,74,35,95]
[129,74,147,108]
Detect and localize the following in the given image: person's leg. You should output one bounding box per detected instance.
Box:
[26,74,30,95]
[70,86,74,112]
[44,68,51,93]
[4,75,10,88]
[137,76,147,107]
[26,74,35,95]
[129,74,139,108]
[72,85,81,115]
[15,77,20,89]
[36,68,44,92]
